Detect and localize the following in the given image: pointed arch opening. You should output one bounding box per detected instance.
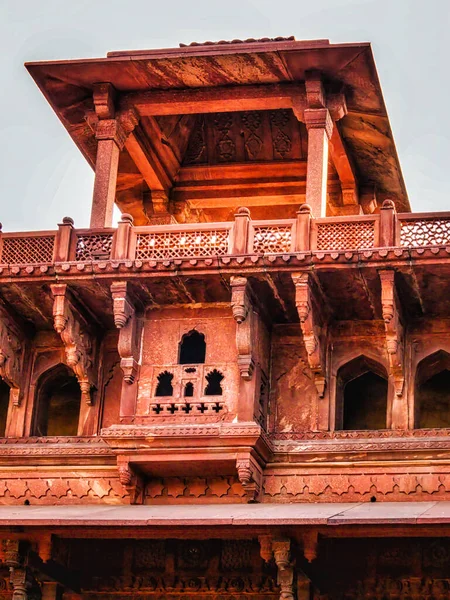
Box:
[33,364,81,436]
[204,369,224,396]
[415,350,450,428]
[155,371,174,397]
[178,330,206,365]
[0,380,10,437]
[336,356,388,431]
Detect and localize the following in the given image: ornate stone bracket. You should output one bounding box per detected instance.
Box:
[117,458,144,505]
[236,453,263,503]
[111,281,141,384]
[0,304,25,406]
[50,284,96,405]
[231,276,255,380]
[292,273,327,397]
[379,269,405,399]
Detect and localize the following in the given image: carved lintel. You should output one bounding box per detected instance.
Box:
[117,458,144,505]
[111,282,140,384]
[0,304,25,406]
[231,277,255,380]
[292,273,327,397]
[272,538,295,600]
[258,535,273,563]
[236,454,263,503]
[50,284,96,405]
[379,269,405,398]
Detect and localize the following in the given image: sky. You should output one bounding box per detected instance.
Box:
[0,0,449,231]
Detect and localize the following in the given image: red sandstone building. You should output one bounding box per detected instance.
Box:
[0,36,449,598]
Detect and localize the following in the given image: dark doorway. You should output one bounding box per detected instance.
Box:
[33,365,81,436]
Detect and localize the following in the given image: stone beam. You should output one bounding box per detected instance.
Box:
[121,83,306,116]
[329,123,358,205]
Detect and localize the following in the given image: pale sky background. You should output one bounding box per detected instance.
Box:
[0,0,449,231]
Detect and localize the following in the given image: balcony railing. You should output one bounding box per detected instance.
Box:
[1,203,450,265]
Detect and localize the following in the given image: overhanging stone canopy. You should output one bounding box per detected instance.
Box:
[26,37,409,227]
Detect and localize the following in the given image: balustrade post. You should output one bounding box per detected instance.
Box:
[112,213,134,260]
[295,204,312,251]
[379,199,397,247]
[53,217,75,262]
[232,207,251,254]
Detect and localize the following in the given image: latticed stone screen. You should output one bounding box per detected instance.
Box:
[400,218,450,247]
[75,233,114,261]
[316,221,375,251]
[252,226,292,253]
[135,230,230,260]
[1,235,55,263]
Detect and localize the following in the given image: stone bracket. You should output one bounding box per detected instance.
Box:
[379,269,405,399]
[236,453,263,503]
[50,284,96,405]
[292,273,327,398]
[0,303,26,406]
[117,457,145,505]
[231,276,255,380]
[111,281,141,384]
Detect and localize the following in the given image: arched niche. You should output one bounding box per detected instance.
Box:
[32,364,81,436]
[178,330,206,365]
[336,355,388,431]
[0,380,10,437]
[415,350,450,428]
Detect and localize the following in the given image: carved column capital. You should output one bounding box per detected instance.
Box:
[272,538,295,600]
[95,119,128,150]
[304,108,333,139]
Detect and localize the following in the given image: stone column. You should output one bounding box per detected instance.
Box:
[304,108,333,218]
[90,119,126,228]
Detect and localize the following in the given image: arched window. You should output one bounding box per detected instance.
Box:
[336,356,388,431]
[204,369,224,396]
[415,350,450,428]
[179,330,206,365]
[184,382,194,397]
[155,371,174,397]
[0,380,10,437]
[33,365,81,436]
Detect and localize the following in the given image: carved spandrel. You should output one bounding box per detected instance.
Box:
[111,281,141,384]
[379,269,405,401]
[292,272,327,398]
[50,284,96,405]
[0,304,25,406]
[231,276,255,380]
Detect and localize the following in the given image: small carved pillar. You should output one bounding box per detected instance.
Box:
[50,284,97,433]
[304,108,333,217]
[379,199,398,247]
[379,269,407,429]
[272,539,295,600]
[53,217,75,262]
[295,204,312,251]
[5,540,40,600]
[90,83,134,228]
[111,281,142,419]
[112,213,133,260]
[232,207,251,254]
